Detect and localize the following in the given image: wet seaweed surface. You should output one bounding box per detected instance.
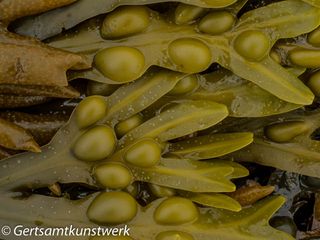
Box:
[2,0,320,240]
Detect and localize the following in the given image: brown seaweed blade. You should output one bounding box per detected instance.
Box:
[0,95,50,108]
[0,0,77,24]
[228,181,275,206]
[0,41,90,86]
[0,111,69,145]
[0,118,40,152]
[0,0,91,155]
[0,84,79,98]
[0,1,91,87]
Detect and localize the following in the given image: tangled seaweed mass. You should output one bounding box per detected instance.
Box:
[2,0,320,239]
